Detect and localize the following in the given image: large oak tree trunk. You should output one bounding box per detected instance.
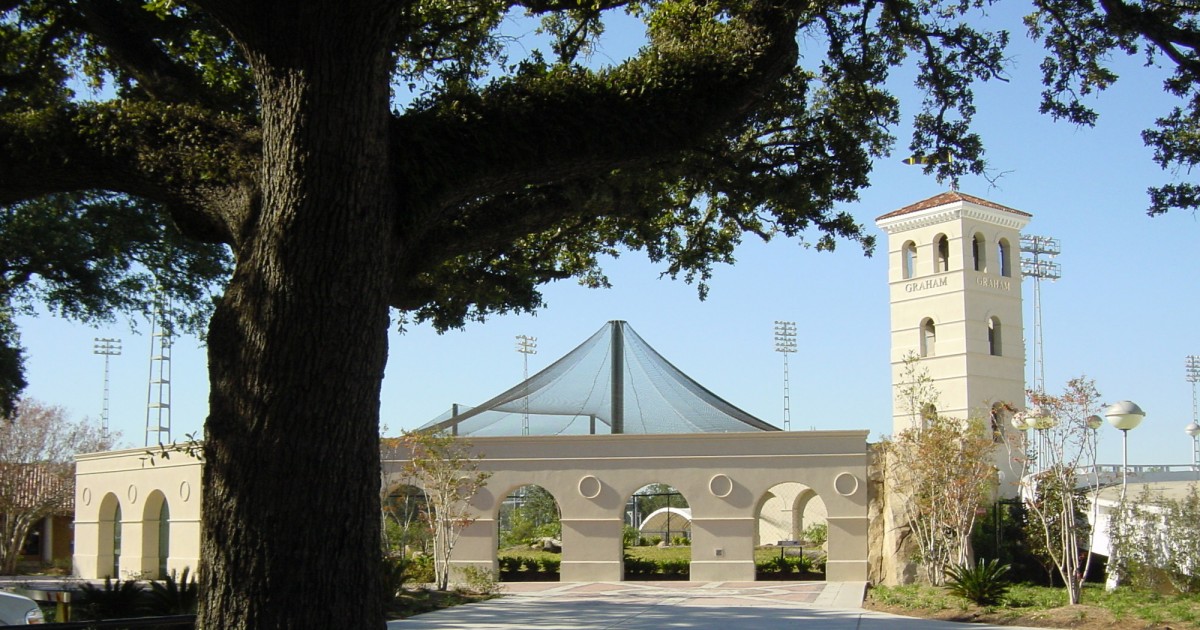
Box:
[199,9,396,628]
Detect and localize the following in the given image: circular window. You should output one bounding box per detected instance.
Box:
[578,475,602,499]
[834,472,859,497]
[708,474,733,498]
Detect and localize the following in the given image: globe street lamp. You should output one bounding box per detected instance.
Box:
[1028,405,1056,472]
[1105,401,1146,496]
[1010,411,1036,476]
[1085,414,1103,476]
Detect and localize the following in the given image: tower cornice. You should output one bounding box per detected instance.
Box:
[875,191,1032,234]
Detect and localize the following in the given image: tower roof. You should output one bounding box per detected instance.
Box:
[875,191,1031,222]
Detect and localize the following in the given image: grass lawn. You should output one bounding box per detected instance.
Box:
[867,583,1200,629]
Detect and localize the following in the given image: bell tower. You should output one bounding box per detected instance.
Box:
[875,191,1030,436]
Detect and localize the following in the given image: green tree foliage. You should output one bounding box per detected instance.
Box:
[0,194,231,408]
[0,307,26,419]
[1025,0,1200,216]
[2,0,1174,625]
[499,485,561,548]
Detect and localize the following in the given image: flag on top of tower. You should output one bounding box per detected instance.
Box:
[902,150,954,165]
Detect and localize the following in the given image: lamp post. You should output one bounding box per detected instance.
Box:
[1104,401,1146,498]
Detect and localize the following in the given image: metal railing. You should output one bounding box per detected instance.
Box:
[0,615,194,629]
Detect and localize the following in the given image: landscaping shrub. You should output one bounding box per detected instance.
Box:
[538,557,561,574]
[945,559,1011,607]
[670,535,690,546]
[498,556,521,574]
[74,578,147,620]
[623,555,653,576]
[783,555,811,574]
[405,554,436,584]
[659,557,690,576]
[644,536,662,546]
[458,566,500,595]
[382,556,409,603]
[144,567,199,615]
[803,523,827,547]
[623,525,641,547]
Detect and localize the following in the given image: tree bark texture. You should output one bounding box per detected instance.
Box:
[199,7,396,628]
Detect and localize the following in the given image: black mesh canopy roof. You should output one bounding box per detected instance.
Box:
[419,321,779,436]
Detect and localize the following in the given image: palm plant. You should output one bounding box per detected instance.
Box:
[144,567,200,615]
[945,559,1011,606]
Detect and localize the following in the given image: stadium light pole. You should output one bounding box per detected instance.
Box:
[93,337,122,437]
[516,335,537,436]
[1020,235,1061,396]
[1187,356,1200,472]
[774,321,797,431]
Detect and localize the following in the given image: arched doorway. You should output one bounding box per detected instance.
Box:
[142,490,170,578]
[496,484,561,581]
[755,482,827,580]
[381,483,432,584]
[97,493,121,579]
[624,483,691,580]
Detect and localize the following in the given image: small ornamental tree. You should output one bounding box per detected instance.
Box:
[0,399,115,573]
[397,431,490,591]
[1011,377,1104,605]
[883,354,998,585]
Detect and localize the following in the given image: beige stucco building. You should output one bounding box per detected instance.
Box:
[72,190,1035,586]
[73,447,202,580]
[386,432,868,582]
[876,191,1029,433]
[72,431,869,582]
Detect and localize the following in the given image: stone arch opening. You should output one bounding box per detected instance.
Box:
[988,316,1002,356]
[934,233,950,272]
[997,237,1013,277]
[97,492,121,579]
[754,482,827,580]
[920,318,937,357]
[901,240,917,279]
[624,483,691,580]
[496,483,562,581]
[141,490,171,579]
[381,483,431,577]
[972,232,987,272]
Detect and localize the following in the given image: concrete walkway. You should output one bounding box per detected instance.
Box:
[387,581,1043,629]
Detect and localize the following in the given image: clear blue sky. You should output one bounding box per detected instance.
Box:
[14,3,1200,468]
